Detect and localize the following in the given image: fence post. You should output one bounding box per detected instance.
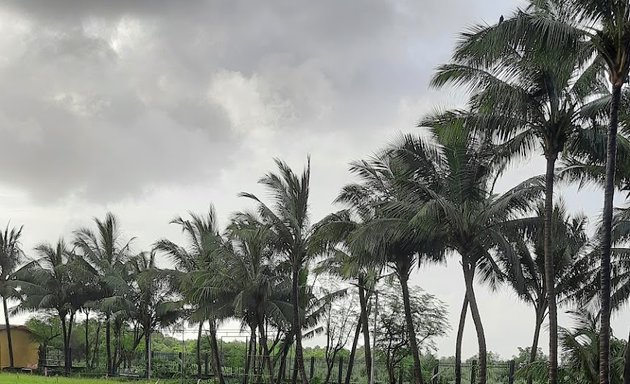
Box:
[432,364,439,384]
[508,360,515,384]
[69,348,72,372]
[471,360,477,384]
[309,356,315,379]
[338,356,343,384]
[205,353,209,376]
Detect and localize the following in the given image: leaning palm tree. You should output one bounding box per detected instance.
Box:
[154,208,229,384]
[501,201,591,384]
[336,154,446,384]
[218,214,288,384]
[430,4,610,381]
[126,251,183,379]
[239,158,314,384]
[312,206,381,384]
[16,239,99,375]
[383,122,542,384]
[73,213,132,376]
[565,3,630,381]
[0,224,24,368]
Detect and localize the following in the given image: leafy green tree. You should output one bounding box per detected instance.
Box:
[17,239,98,374]
[376,280,448,384]
[239,158,315,384]
[73,213,132,376]
[430,4,612,381]
[0,224,24,368]
[313,207,381,383]
[127,251,182,378]
[341,154,447,384]
[383,122,542,384]
[155,208,230,384]
[502,201,591,383]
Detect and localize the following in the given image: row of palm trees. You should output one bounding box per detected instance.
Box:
[0,2,629,384]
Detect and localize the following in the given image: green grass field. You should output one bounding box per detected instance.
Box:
[0,374,167,384]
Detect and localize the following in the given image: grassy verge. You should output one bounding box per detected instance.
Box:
[0,373,158,383]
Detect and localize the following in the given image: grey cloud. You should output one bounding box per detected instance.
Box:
[0,0,513,205]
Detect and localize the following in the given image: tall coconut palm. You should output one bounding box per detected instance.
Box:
[0,224,24,369]
[127,251,182,379]
[17,239,99,375]
[567,3,630,381]
[73,213,132,376]
[312,206,381,384]
[501,201,591,384]
[221,213,288,383]
[383,122,542,384]
[154,208,229,384]
[239,158,314,384]
[336,156,447,384]
[431,5,610,381]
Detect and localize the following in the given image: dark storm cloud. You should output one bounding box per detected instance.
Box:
[0,0,516,203]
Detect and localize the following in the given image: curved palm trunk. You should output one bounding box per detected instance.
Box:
[276,334,292,384]
[601,82,622,384]
[91,320,101,369]
[61,315,68,375]
[144,327,152,379]
[209,320,226,384]
[2,298,14,368]
[543,154,558,384]
[358,277,372,382]
[84,312,90,369]
[345,318,362,384]
[528,303,545,384]
[397,263,425,384]
[197,322,203,378]
[244,325,256,384]
[259,321,274,383]
[105,316,112,376]
[455,295,468,384]
[462,262,486,384]
[623,327,630,384]
[291,264,309,384]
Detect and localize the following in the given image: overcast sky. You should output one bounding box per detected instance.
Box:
[0,0,624,361]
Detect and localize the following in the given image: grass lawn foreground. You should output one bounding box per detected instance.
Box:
[0,373,189,384]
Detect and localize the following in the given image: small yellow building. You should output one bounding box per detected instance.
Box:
[0,325,39,369]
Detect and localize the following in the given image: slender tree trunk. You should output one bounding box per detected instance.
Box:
[463,262,487,384]
[324,352,337,384]
[197,321,203,378]
[144,327,151,379]
[623,327,630,384]
[601,82,622,384]
[358,277,372,382]
[67,312,74,373]
[543,153,558,384]
[113,325,120,375]
[2,298,14,368]
[291,264,309,384]
[92,320,101,370]
[209,320,226,384]
[106,316,112,376]
[345,318,362,384]
[61,315,69,375]
[455,295,469,384]
[277,335,292,384]
[292,351,299,384]
[84,311,89,369]
[259,320,274,383]
[244,326,256,384]
[397,264,425,384]
[528,305,545,384]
